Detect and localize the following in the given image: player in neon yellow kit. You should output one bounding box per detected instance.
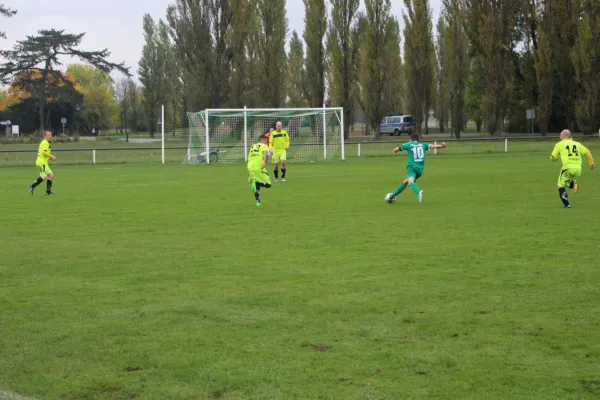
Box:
[269,121,290,182]
[248,133,272,207]
[550,129,595,208]
[29,130,57,195]
[385,134,446,204]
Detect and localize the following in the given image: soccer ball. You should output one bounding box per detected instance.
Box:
[385,193,396,203]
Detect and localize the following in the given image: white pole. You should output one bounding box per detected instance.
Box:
[505,138,508,153]
[161,105,165,164]
[205,109,210,164]
[340,108,345,161]
[243,106,248,162]
[323,103,327,160]
[93,149,96,165]
[358,143,361,157]
[434,140,437,155]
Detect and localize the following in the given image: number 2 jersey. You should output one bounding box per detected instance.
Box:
[551,139,590,170]
[400,141,431,170]
[247,142,269,170]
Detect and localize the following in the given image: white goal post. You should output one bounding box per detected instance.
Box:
[184,107,345,164]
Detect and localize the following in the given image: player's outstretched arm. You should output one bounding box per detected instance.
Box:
[585,150,595,169]
[429,142,447,149]
[261,151,268,169]
[550,145,560,161]
[43,150,56,160]
[393,146,402,153]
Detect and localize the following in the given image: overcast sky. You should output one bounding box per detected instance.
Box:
[3,0,442,79]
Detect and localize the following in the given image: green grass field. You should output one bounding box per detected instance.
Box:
[1,148,600,400]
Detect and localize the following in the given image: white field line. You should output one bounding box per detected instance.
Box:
[0,390,39,400]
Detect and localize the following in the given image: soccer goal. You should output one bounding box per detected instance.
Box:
[184,107,344,164]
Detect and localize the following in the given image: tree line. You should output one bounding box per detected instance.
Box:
[1,1,599,138]
[137,0,600,139]
[0,4,131,135]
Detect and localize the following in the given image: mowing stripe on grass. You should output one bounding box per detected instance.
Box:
[0,390,38,400]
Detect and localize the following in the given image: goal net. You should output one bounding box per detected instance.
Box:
[184,108,344,164]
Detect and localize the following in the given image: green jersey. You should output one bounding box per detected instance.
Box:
[247,142,269,170]
[400,141,431,169]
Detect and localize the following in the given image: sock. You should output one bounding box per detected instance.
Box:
[274,170,279,179]
[409,182,421,194]
[392,183,407,198]
[255,188,261,202]
[282,168,286,179]
[569,181,575,189]
[46,179,53,193]
[558,187,570,207]
[31,177,43,189]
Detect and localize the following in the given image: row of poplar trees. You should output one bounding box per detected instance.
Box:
[137,0,600,138]
[432,0,600,137]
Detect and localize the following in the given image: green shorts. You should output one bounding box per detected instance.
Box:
[272,150,287,164]
[248,168,272,185]
[407,166,423,180]
[557,167,581,187]
[37,163,52,178]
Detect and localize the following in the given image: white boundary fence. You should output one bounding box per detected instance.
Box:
[0,135,598,167]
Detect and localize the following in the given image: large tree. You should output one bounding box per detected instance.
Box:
[443,0,468,138]
[114,77,129,136]
[465,54,485,133]
[158,19,184,134]
[403,0,435,135]
[243,6,263,107]
[525,0,552,135]
[167,0,233,109]
[327,0,361,139]
[551,0,578,131]
[358,0,400,138]
[257,0,287,107]
[0,29,129,133]
[434,15,450,134]
[460,0,521,136]
[229,0,258,107]
[1,70,82,132]
[0,4,16,42]
[287,31,307,107]
[125,79,141,133]
[303,0,327,107]
[139,14,166,137]
[571,0,600,134]
[67,64,119,133]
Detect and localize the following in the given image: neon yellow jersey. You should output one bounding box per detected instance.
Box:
[269,129,289,151]
[247,142,269,170]
[551,139,589,169]
[36,139,51,165]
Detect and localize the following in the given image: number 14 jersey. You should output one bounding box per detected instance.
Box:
[551,139,589,170]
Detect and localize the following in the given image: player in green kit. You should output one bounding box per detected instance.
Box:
[550,129,595,208]
[248,133,272,207]
[385,134,447,204]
